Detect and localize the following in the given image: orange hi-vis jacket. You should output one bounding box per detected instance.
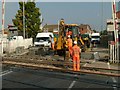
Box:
[67,38,72,47]
[72,45,80,58]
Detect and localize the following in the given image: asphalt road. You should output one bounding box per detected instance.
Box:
[1,66,119,89]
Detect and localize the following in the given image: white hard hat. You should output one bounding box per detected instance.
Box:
[68,35,70,38]
[74,41,77,44]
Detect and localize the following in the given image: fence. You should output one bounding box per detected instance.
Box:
[109,42,120,63]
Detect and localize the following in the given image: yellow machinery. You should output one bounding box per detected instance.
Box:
[54,19,86,60]
[81,34,91,48]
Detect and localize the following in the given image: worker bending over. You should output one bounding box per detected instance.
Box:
[72,41,81,71]
[67,35,73,56]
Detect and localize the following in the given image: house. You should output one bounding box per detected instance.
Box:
[42,24,58,32]
[7,24,18,37]
[43,24,94,36]
[116,11,120,19]
[79,24,93,35]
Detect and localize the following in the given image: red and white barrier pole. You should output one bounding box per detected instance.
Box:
[1,0,5,55]
[112,0,119,63]
[2,0,5,34]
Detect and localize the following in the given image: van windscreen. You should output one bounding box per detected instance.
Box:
[91,36,100,38]
[35,37,49,42]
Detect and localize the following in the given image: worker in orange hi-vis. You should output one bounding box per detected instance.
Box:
[72,41,81,71]
[67,35,73,56]
[66,30,72,37]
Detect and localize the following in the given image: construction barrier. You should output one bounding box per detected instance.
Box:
[0,34,7,55]
[0,41,3,55]
[4,38,33,53]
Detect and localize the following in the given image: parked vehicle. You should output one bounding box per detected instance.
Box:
[54,18,86,58]
[91,33,100,44]
[34,32,54,47]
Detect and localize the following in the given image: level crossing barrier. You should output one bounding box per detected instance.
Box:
[109,41,119,63]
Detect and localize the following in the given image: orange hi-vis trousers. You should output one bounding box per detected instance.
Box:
[52,43,54,50]
[68,46,72,56]
[67,39,72,56]
[73,56,80,71]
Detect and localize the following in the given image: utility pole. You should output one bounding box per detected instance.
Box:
[58,20,59,34]
[40,14,43,30]
[23,0,25,38]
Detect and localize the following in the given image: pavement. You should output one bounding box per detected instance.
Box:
[81,59,119,70]
[81,47,119,70]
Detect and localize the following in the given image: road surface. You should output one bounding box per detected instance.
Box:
[1,66,119,89]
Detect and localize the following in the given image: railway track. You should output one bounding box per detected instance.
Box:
[2,55,120,77]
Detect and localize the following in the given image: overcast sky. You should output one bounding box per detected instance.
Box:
[0,2,119,31]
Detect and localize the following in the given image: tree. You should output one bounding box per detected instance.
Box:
[100,30,107,35]
[13,1,41,39]
[93,30,97,33]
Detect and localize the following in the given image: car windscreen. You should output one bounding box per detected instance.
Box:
[35,37,49,42]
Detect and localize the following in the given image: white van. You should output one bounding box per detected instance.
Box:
[34,32,54,47]
[91,33,100,44]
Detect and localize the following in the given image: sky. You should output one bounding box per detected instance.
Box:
[0,2,119,31]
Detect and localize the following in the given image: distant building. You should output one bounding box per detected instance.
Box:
[79,24,93,35]
[0,28,8,37]
[116,11,120,19]
[107,19,120,42]
[43,24,58,32]
[7,24,18,37]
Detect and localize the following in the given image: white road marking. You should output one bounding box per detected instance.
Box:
[2,70,11,74]
[107,62,117,89]
[0,70,13,77]
[111,77,117,89]
[68,75,77,90]
[68,81,76,90]
[112,77,117,83]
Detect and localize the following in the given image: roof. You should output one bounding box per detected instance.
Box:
[36,32,54,37]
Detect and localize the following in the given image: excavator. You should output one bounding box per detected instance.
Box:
[54,19,86,61]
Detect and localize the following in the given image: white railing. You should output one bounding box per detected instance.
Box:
[109,43,119,63]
